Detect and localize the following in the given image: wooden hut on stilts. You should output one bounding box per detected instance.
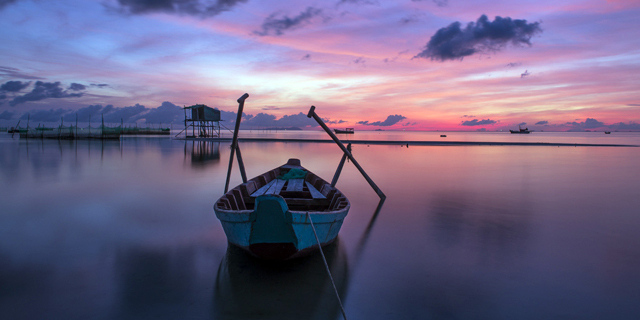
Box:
[181,104,221,138]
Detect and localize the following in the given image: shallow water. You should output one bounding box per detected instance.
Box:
[1,132,639,319]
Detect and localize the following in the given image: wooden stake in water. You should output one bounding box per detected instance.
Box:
[307,106,386,200]
[224,93,249,194]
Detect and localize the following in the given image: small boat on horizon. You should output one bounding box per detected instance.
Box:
[510,125,531,134]
[334,128,354,134]
[214,158,350,260]
[605,131,611,134]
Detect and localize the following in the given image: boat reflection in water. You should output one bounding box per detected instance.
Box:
[213,239,349,320]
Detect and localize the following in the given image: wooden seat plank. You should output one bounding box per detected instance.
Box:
[286,179,304,192]
[251,180,276,197]
[306,181,326,199]
[267,179,287,195]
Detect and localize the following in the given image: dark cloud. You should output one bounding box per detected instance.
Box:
[461,114,476,118]
[518,122,527,126]
[0,66,43,80]
[90,84,110,88]
[103,104,148,123]
[326,119,347,124]
[535,120,548,125]
[476,128,487,132]
[415,15,542,61]
[506,62,522,69]
[68,83,86,91]
[0,0,18,11]
[1,81,30,92]
[238,112,319,128]
[242,112,277,127]
[627,103,640,107]
[62,104,106,122]
[302,54,311,60]
[401,13,422,24]
[140,101,182,124]
[582,118,605,129]
[337,0,378,5]
[0,110,14,120]
[272,112,318,127]
[262,106,280,111]
[521,70,530,78]
[0,93,6,100]
[358,114,407,126]
[432,0,448,7]
[254,7,322,36]
[461,119,497,126]
[608,122,640,131]
[9,81,85,106]
[109,0,248,18]
[566,118,606,131]
[353,57,366,64]
[20,109,68,122]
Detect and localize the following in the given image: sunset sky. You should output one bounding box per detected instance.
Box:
[1,0,639,131]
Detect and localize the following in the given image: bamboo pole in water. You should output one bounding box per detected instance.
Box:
[307,106,386,200]
[224,93,249,194]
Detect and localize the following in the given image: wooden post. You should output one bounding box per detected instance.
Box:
[331,143,351,187]
[76,113,78,138]
[235,145,247,183]
[224,93,249,194]
[307,106,386,200]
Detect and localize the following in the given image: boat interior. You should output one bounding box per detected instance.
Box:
[216,165,349,212]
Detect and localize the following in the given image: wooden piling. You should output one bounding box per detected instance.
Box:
[331,143,351,187]
[307,106,386,200]
[224,93,249,194]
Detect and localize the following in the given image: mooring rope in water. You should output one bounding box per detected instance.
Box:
[307,212,348,320]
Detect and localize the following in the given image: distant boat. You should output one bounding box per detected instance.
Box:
[334,128,354,134]
[604,131,611,134]
[214,158,350,260]
[510,126,531,134]
[440,134,446,137]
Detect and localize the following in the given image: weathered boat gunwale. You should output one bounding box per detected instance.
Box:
[214,159,350,259]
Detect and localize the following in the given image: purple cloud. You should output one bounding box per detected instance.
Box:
[357,114,407,126]
[461,119,497,126]
[109,0,248,18]
[9,81,85,106]
[1,81,30,92]
[254,7,322,36]
[415,15,542,61]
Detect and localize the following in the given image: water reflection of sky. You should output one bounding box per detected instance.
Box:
[1,133,639,319]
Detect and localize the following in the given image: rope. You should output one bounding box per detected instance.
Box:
[307,212,348,320]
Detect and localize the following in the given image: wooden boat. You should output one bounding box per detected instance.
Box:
[214,158,350,260]
[509,126,531,134]
[334,128,354,134]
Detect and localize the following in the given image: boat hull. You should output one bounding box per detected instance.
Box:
[215,207,348,259]
[214,159,350,260]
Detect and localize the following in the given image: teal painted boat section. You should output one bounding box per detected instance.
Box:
[249,195,298,245]
[214,159,350,259]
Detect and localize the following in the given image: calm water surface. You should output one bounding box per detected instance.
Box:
[1,132,639,319]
